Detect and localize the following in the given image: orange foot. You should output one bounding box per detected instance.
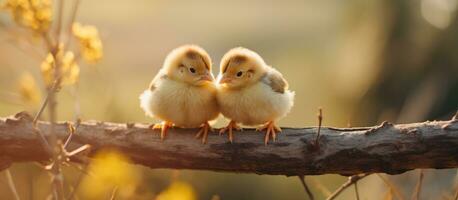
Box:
[219,120,241,143]
[195,122,213,144]
[257,121,281,145]
[152,121,173,141]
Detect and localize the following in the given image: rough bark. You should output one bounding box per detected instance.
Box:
[1,112,457,176]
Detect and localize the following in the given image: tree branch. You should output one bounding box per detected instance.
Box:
[1,112,458,176]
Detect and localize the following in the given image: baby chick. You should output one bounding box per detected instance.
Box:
[140,45,219,144]
[216,47,294,144]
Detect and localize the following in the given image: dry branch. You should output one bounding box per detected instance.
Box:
[1,112,458,176]
[298,175,314,200]
[326,174,369,200]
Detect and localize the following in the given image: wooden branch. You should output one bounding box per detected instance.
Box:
[1,112,458,176]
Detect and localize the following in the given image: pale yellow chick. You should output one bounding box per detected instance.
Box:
[140,45,219,144]
[216,47,295,144]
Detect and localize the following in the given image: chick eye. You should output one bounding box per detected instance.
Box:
[189,67,196,73]
[236,71,243,77]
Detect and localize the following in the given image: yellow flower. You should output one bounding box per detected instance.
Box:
[2,0,52,32]
[40,50,80,87]
[79,150,140,200]
[17,72,41,106]
[61,51,80,85]
[40,53,54,86]
[72,22,103,63]
[156,181,197,200]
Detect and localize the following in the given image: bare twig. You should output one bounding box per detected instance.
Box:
[55,0,65,43]
[44,53,65,200]
[411,170,424,200]
[5,169,21,200]
[314,108,323,146]
[326,174,369,200]
[31,80,61,156]
[64,0,81,48]
[298,175,314,200]
[354,181,360,200]
[67,144,91,157]
[376,174,406,200]
[42,15,66,200]
[32,81,57,125]
[64,120,81,149]
[49,145,65,200]
[31,128,52,155]
[64,84,82,150]
[66,163,89,200]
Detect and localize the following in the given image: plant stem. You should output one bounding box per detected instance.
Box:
[326,174,369,200]
[411,170,424,200]
[298,175,315,200]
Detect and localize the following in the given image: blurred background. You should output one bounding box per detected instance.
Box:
[0,0,457,199]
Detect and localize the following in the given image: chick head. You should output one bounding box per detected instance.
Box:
[218,47,267,89]
[163,45,214,86]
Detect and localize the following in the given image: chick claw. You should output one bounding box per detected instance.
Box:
[219,121,241,143]
[195,122,213,144]
[257,121,281,145]
[152,121,173,141]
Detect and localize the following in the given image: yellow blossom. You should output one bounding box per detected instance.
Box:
[72,22,103,63]
[61,51,80,85]
[156,181,197,200]
[79,150,140,200]
[40,53,54,86]
[17,72,41,105]
[41,50,80,87]
[2,0,52,32]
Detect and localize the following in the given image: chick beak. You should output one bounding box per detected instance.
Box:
[199,74,213,82]
[218,77,232,84]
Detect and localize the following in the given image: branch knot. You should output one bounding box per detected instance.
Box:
[365,121,393,135]
[14,111,33,122]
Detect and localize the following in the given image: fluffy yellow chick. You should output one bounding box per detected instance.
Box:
[139,45,219,144]
[217,47,295,144]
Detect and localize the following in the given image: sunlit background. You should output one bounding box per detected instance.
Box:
[1,0,457,199]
